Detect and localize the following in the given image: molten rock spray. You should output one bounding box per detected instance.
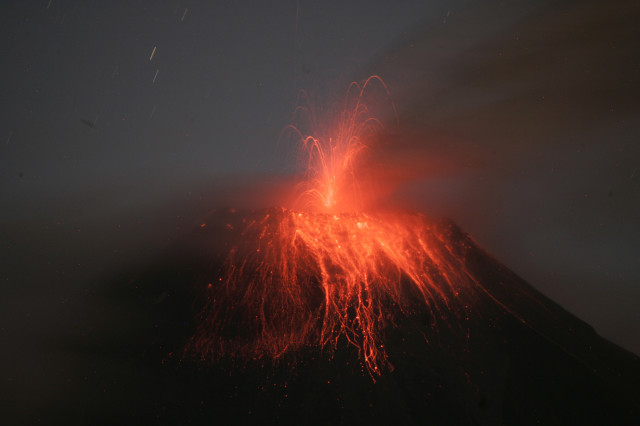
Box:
[189,77,484,375]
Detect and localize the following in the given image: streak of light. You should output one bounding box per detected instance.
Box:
[180,8,188,22]
[149,46,157,61]
[152,69,159,84]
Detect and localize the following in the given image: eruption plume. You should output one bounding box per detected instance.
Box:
[287,76,394,213]
[190,77,486,374]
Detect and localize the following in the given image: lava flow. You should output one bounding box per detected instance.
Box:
[190,77,478,374]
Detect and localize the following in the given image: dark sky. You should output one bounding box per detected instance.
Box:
[1,0,638,395]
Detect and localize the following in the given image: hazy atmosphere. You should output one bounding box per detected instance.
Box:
[2,1,639,415]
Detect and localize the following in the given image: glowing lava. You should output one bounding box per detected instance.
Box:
[191,77,476,374]
[288,75,395,213]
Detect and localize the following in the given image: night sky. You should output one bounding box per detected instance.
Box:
[1,0,639,411]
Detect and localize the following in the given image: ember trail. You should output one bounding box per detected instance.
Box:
[191,77,478,374]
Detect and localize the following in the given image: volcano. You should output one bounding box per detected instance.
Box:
[69,75,639,424]
[47,77,639,424]
[72,207,640,425]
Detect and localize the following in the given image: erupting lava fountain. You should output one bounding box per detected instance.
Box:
[188,77,555,375]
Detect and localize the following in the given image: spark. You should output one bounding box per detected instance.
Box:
[149,46,157,61]
[152,69,159,83]
[180,8,188,22]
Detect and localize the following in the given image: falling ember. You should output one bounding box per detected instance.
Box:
[190,77,480,374]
